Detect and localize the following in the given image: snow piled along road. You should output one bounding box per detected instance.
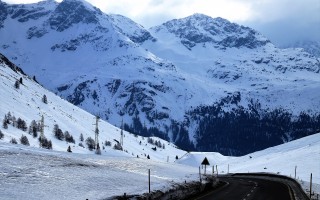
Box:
[1,133,319,200]
[0,142,198,200]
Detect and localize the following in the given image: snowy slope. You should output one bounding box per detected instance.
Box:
[0,53,187,162]
[0,0,320,155]
[0,127,318,199]
[0,52,319,199]
[283,40,320,58]
[179,133,320,183]
[0,142,199,200]
[178,133,320,193]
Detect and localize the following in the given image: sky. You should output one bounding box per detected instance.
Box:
[3,0,320,46]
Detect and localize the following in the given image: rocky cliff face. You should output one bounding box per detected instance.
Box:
[0,0,319,155]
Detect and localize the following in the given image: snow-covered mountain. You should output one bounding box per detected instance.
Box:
[0,0,320,155]
[282,40,320,58]
[0,52,319,199]
[0,52,186,161]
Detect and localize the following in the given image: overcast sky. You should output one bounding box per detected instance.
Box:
[3,0,320,46]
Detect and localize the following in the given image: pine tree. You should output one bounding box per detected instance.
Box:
[6,112,12,123]
[113,142,123,151]
[104,140,111,146]
[20,135,30,146]
[53,124,64,140]
[2,118,8,129]
[65,131,75,143]
[29,120,38,137]
[17,118,27,131]
[0,130,4,139]
[85,137,95,151]
[14,80,20,89]
[42,94,48,104]
[39,136,52,149]
[67,145,72,153]
[10,138,17,144]
[80,133,84,142]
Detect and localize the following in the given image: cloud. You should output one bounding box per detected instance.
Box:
[240,0,320,45]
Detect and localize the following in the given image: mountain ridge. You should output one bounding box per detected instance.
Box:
[0,0,319,155]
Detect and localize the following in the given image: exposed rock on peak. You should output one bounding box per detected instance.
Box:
[152,13,270,49]
[49,0,102,31]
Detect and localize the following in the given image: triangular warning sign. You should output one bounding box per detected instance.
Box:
[201,157,210,165]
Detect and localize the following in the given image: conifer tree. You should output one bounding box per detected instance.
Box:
[67,145,72,152]
[14,80,20,89]
[20,135,30,146]
[0,130,4,139]
[65,131,75,143]
[10,138,17,144]
[29,120,38,137]
[2,118,8,129]
[85,137,95,151]
[53,124,64,140]
[42,94,48,104]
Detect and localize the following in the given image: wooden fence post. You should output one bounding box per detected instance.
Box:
[310,173,312,199]
[148,169,151,193]
[199,166,202,184]
[216,165,218,176]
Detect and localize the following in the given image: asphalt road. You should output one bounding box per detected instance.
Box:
[195,175,293,200]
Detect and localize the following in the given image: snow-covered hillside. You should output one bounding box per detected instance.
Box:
[0,53,186,161]
[179,133,320,185]
[179,133,320,196]
[282,40,320,58]
[0,127,319,199]
[0,0,319,155]
[0,53,318,198]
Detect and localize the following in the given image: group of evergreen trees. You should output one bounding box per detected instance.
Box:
[189,102,320,156]
[147,138,165,150]
[2,112,53,149]
[53,124,75,143]
[3,112,27,132]
[39,136,52,149]
[120,92,320,156]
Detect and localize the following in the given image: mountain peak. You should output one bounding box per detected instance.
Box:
[49,0,102,31]
[154,14,270,49]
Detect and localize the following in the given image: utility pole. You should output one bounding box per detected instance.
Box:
[120,119,124,147]
[94,116,99,149]
[40,115,44,139]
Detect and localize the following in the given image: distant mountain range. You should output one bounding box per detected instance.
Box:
[282,40,320,58]
[0,0,319,155]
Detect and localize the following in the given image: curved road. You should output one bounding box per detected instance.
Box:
[195,175,294,200]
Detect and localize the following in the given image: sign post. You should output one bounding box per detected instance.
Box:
[201,157,210,175]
